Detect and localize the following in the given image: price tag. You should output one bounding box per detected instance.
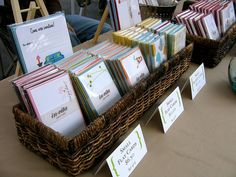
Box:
[158,87,184,133]
[189,63,206,100]
[106,124,147,177]
[0,0,4,5]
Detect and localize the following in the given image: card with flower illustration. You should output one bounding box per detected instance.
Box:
[26,73,86,136]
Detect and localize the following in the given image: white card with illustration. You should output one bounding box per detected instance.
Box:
[78,61,121,115]
[26,73,85,137]
[9,13,73,73]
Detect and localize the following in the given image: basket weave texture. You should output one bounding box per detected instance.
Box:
[187,23,236,68]
[12,43,193,176]
[139,4,176,20]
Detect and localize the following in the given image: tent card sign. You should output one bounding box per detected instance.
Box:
[158,87,184,133]
[9,12,73,73]
[107,124,147,177]
[189,63,206,100]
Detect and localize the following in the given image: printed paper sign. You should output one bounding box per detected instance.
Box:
[9,13,73,73]
[158,87,184,133]
[107,124,147,177]
[189,63,206,100]
[0,0,4,5]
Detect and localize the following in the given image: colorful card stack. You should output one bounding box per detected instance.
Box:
[176,0,235,38]
[153,21,186,58]
[113,25,167,72]
[57,50,122,122]
[139,0,159,6]
[12,65,86,137]
[87,41,150,94]
[113,18,186,68]
[107,0,142,31]
[9,12,73,73]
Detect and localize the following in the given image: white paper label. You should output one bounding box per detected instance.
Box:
[158,87,184,133]
[189,63,206,100]
[0,0,4,5]
[107,124,147,177]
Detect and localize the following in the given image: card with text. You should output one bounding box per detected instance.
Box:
[9,12,73,73]
[107,124,147,177]
[189,63,206,100]
[158,87,184,133]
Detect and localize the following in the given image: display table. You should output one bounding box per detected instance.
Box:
[1,34,236,177]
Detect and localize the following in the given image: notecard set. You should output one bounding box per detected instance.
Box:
[9,12,73,73]
[87,41,150,94]
[112,18,186,71]
[11,65,86,137]
[175,0,236,39]
[139,0,159,6]
[56,50,122,121]
[107,0,142,31]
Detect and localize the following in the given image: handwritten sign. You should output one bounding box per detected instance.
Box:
[158,87,184,133]
[9,13,73,73]
[107,124,147,177]
[189,63,206,99]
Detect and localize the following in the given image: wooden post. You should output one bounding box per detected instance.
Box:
[10,0,23,23]
[35,0,49,16]
[92,5,109,44]
[26,1,37,21]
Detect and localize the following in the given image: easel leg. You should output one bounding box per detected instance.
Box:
[35,0,49,16]
[26,1,37,20]
[92,5,109,44]
[15,62,22,76]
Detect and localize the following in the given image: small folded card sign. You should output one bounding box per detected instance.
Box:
[158,87,184,133]
[106,124,147,177]
[189,63,206,100]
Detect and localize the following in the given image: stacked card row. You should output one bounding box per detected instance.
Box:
[176,0,235,39]
[113,18,186,72]
[11,65,86,137]
[139,0,159,6]
[56,50,122,122]
[87,41,150,95]
[107,0,142,31]
[138,18,186,58]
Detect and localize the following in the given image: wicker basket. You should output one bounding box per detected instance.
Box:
[187,23,236,68]
[12,42,193,176]
[139,4,177,20]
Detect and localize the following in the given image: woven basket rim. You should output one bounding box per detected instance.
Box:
[13,42,194,152]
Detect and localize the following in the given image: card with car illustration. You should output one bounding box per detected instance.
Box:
[9,12,73,73]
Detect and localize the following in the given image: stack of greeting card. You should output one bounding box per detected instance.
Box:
[12,65,86,137]
[56,50,122,122]
[87,41,150,94]
[113,26,167,72]
[107,0,142,31]
[113,18,186,68]
[139,0,159,6]
[154,20,186,57]
[176,0,235,39]
[9,12,73,73]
